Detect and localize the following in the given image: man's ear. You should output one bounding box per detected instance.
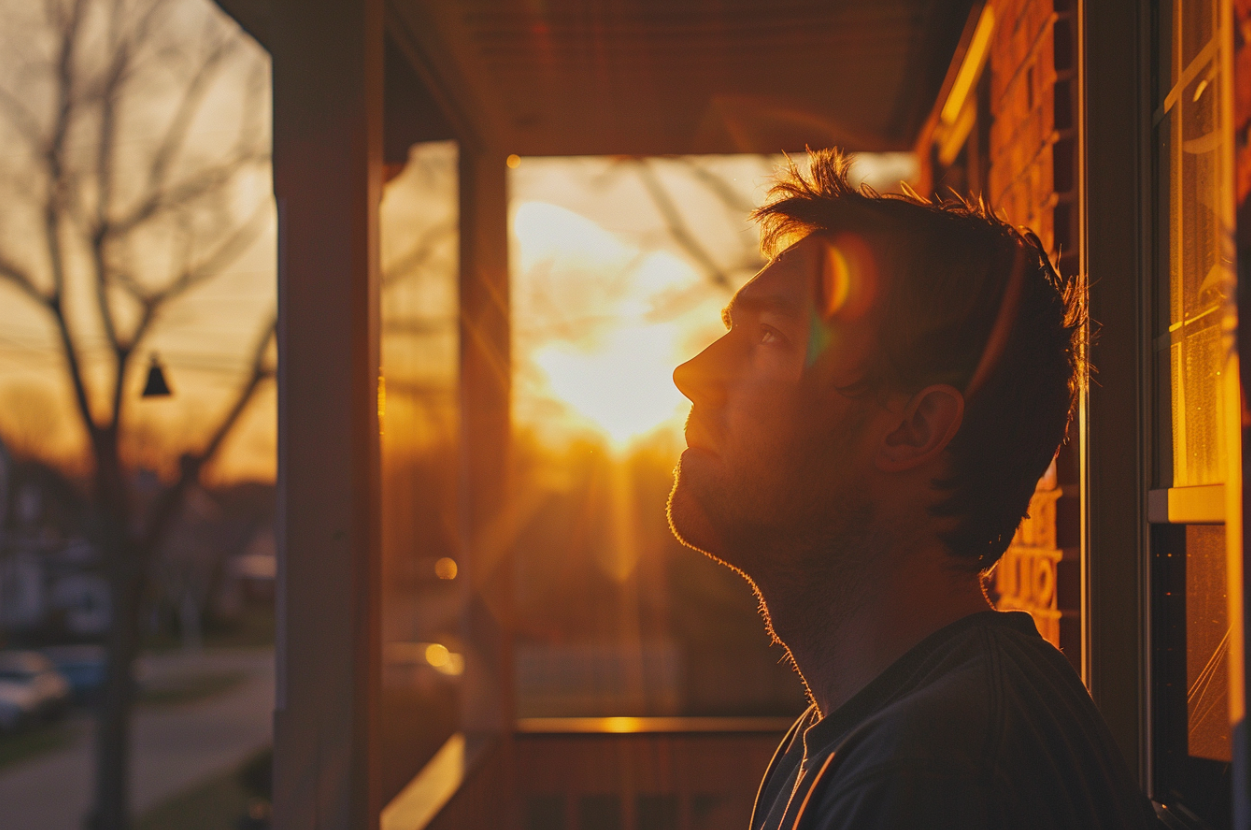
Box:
[876,385,964,472]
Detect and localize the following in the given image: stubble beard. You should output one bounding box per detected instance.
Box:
[667,415,881,648]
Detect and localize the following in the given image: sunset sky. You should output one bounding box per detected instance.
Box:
[0,0,917,484]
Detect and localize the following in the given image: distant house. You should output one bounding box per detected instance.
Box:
[150,480,275,642]
[0,435,275,643]
[0,438,108,639]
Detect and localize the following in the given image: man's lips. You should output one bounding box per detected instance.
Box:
[683,416,720,455]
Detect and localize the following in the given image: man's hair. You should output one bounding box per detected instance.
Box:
[752,148,1085,571]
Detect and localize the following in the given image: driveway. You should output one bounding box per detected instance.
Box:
[0,648,274,830]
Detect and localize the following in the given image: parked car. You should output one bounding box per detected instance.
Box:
[0,651,71,731]
[41,644,107,705]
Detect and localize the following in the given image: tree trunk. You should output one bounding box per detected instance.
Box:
[88,426,145,830]
[90,535,145,830]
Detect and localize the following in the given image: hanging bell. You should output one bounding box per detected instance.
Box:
[141,354,172,398]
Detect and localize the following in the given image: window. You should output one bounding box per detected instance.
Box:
[377,141,463,804]
[1150,1,1240,824]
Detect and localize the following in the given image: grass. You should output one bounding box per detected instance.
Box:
[202,606,276,650]
[136,748,271,830]
[0,720,78,770]
[144,606,276,652]
[140,670,248,707]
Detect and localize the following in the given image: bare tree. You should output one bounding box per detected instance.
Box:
[0,0,273,827]
[599,155,772,290]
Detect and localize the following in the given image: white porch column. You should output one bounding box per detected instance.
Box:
[271,1,385,827]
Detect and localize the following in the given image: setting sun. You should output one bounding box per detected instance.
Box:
[532,323,688,447]
[511,194,735,449]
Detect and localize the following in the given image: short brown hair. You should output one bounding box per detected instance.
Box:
[752,148,1085,571]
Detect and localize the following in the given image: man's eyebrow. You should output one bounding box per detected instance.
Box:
[721,293,803,329]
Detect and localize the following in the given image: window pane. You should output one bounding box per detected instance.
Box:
[1185,525,1230,762]
[1181,0,1216,70]
[378,141,462,801]
[1163,59,1228,487]
[1152,524,1232,825]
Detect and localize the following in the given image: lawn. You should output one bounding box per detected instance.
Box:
[139,669,249,707]
[0,720,78,770]
[136,747,271,830]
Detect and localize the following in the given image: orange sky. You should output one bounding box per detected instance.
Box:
[0,0,917,485]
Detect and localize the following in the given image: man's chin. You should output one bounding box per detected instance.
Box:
[668,485,767,594]
[666,471,726,558]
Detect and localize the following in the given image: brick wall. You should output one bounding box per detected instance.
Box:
[987,0,1078,276]
[984,0,1082,671]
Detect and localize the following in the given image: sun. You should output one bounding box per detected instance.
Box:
[532,323,688,448]
[512,200,709,449]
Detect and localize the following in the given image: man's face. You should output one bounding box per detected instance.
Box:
[667,233,886,578]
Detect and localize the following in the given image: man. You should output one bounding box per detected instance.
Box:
[667,149,1157,829]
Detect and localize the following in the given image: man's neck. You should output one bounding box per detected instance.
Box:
[760,542,993,718]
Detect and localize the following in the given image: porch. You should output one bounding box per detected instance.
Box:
[212,1,1247,828]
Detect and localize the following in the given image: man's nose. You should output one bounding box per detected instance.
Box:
[673,337,728,408]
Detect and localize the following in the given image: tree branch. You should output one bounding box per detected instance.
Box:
[634,159,731,288]
[145,35,237,192]
[43,0,87,300]
[138,314,275,554]
[0,85,46,152]
[679,158,760,215]
[383,219,455,287]
[198,315,275,465]
[0,255,48,305]
[105,149,268,240]
[146,197,272,312]
[48,291,100,448]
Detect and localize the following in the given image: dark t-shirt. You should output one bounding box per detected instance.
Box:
[751,611,1159,830]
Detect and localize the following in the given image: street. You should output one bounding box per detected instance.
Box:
[0,648,273,830]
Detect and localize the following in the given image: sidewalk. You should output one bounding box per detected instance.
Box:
[0,648,274,830]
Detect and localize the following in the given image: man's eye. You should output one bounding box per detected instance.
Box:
[760,326,782,344]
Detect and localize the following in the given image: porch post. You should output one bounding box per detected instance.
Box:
[458,145,514,742]
[1082,0,1151,780]
[271,1,385,828]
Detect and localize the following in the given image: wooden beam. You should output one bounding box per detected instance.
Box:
[457,145,514,742]
[1081,0,1151,785]
[271,1,385,827]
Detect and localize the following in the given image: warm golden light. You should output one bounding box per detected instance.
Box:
[600,716,646,733]
[512,200,709,449]
[533,324,687,448]
[424,643,450,667]
[434,557,458,580]
[940,5,994,126]
[419,642,464,676]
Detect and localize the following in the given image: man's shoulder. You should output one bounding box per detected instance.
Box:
[792,612,1156,829]
[834,611,1118,770]
[830,612,1017,769]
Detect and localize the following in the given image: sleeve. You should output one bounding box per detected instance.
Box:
[796,761,991,830]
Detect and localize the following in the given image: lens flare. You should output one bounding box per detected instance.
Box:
[820,234,878,322]
[808,234,880,368]
[823,246,855,318]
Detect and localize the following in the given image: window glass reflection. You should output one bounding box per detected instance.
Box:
[378,141,461,801]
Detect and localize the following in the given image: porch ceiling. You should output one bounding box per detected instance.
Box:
[219,0,976,156]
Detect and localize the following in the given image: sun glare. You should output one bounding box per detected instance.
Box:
[512,199,719,449]
[533,323,688,448]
